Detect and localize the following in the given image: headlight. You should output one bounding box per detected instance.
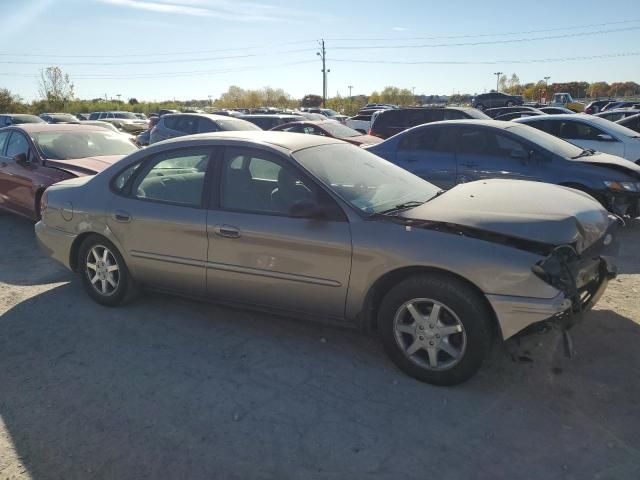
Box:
[603,181,639,192]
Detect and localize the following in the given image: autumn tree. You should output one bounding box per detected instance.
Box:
[0,88,27,113]
[38,66,75,110]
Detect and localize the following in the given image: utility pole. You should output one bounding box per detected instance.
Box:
[348,85,353,113]
[544,76,550,87]
[494,72,503,92]
[317,39,328,107]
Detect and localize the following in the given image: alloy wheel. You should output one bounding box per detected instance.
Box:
[393,298,467,371]
[85,245,120,296]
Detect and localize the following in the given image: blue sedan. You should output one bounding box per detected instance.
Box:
[365,120,640,217]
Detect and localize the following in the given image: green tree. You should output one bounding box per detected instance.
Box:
[0,88,27,113]
[38,66,75,110]
[128,98,139,105]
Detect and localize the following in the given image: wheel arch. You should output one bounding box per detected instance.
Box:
[360,266,501,339]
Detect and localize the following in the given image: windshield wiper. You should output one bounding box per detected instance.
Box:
[376,200,428,215]
[572,148,596,158]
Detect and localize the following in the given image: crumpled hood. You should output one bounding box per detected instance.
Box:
[400,179,611,253]
[44,155,125,177]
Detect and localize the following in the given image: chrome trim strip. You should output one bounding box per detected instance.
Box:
[129,250,341,287]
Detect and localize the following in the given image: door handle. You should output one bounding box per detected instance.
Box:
[214,224,241,238]
[113,210,131,222]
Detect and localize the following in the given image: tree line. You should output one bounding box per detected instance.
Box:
[1,66,639,117]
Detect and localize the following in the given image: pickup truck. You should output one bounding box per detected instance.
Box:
[345,110,384,134]
[549,93,585,112]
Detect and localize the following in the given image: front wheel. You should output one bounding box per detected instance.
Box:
[378,274,492,386]
[78,235,135,306]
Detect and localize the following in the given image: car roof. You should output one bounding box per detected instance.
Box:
[240,114,304,118]
[410,119,519,130]
[162,113,243,121]
[9,123,110,133]
[159,130,344,152]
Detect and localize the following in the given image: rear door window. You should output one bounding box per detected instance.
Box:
[197,118,219,133]
[398,127,456,152]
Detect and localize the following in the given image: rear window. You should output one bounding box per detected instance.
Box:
[216,118,261,131]
[11,115,45,124]
[113,112,138,119]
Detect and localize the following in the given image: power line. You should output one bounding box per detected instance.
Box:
[324,18,640,42]
[330,51,640,65]
[329,26,640,50]
[0,19,638,60]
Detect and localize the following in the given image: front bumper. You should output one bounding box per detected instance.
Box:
[603,189,640,217]
[487,257,616,340]
[35,221,77,270]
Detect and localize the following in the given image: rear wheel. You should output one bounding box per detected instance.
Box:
[506,101,514,107]
[78,235,135,306]
[378,274,492,386]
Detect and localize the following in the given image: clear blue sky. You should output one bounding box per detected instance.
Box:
[1,0,639,101]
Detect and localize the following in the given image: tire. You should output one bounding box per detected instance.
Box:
[475,104,485,111]
[378,274,492,386]
[506,101,514,107]
[78,235,136,307]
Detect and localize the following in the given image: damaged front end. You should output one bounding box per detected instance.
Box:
[530,224,618,347]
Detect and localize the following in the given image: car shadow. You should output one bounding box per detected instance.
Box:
[615,217,640,274]
[1,283,639,479]
[0,213,71,286]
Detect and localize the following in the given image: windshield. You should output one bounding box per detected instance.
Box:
[507,124,584,158]
[321,122,361,138]
[322,109,339,117]
[216,118,261,131]
[113,112,139,119]
[33,130,138,160]
[294,143,440,215]
[50,114,79,122]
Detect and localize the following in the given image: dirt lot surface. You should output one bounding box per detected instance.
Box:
[1,211,639,480]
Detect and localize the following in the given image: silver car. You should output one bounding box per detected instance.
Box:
[35,131,616,385]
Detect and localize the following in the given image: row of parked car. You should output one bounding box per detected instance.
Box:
[0,100,634,386]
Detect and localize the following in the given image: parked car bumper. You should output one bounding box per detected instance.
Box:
[35,221,76,270]
[487,257,615,340]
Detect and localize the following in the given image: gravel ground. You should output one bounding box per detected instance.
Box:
[1,211,639,480]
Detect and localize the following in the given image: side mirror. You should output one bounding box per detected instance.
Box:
[597,134,614,142]
[13,153,28,165]
[289,199,326,219]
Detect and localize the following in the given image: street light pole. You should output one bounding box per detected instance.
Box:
[494,72,503,92]
[544,76,550,87]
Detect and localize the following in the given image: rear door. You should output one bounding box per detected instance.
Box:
[395,126,457,189]
[205,146,352,318]
[455,126,542,183]
[107,147,214,294]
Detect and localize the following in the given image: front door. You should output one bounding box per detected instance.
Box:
[556,120,625,157]
[106,147,213,295]
[0,131,38,217]
[455,126,542,183]
[206,147,352,319]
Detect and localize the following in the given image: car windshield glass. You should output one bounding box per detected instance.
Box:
[294,143,440,215]
[33,130,138,160]
[507,124,583,158]
[322,109,339,117]
[320,122,361,138]
[13,115,45,124]
[463,109,491,119]
[216,118,261,131]
[113,112,138,119]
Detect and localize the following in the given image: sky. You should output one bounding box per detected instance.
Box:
[0,0,639,102]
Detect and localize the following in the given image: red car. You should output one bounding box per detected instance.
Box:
[271,120,383,146]
[0,123,138,219]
